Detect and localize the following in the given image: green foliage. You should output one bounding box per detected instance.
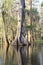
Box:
[36,39,43,44]
[31,8,40,22]
[2,0,18,41]
[31,8,38,15]
[25,9,30,15]
[41,2,43,6]
[26,24,36,30]
[0,28,3,32]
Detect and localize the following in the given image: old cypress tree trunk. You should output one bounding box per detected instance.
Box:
[20,0,25,42]
[20,0,27,65]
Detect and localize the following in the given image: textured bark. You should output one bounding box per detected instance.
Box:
[20,0,25,42]
[20,0,28,65]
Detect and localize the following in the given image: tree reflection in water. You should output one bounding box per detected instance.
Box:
[20,47,27,65]
[0,45,43,65]
[5,45,18,65]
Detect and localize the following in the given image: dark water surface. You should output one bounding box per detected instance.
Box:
[0,45,43,65]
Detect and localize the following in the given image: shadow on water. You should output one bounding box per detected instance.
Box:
[31,50,40,65]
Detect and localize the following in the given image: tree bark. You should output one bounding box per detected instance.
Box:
[19,0,28,65]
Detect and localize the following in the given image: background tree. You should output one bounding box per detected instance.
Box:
[2,0,18,54]
[26,8,40,48]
